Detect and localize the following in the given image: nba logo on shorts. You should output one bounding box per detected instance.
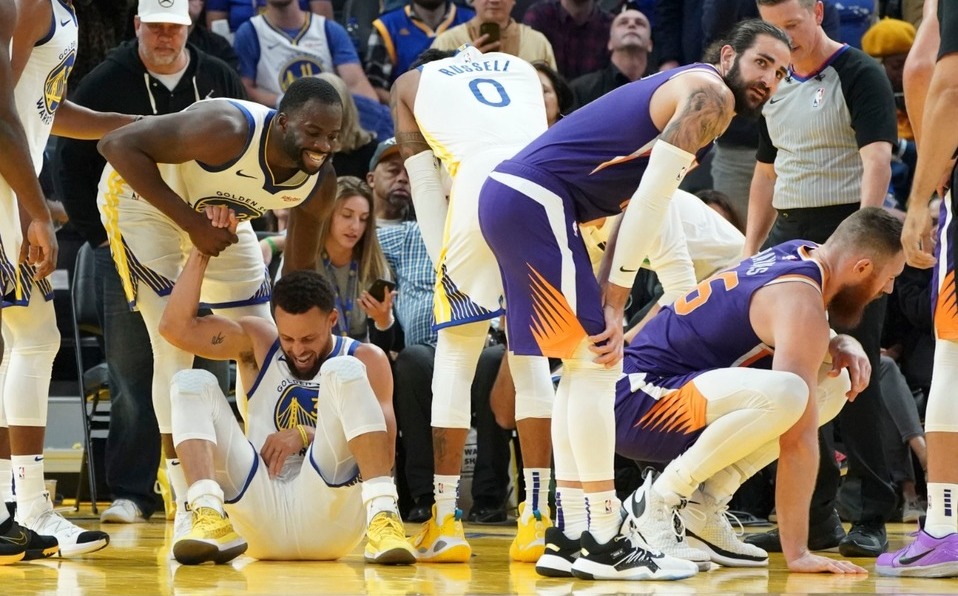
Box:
[812,87,825,108]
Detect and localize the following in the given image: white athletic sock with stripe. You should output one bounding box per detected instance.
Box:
[925,483,958,538]
[522,468,551,521]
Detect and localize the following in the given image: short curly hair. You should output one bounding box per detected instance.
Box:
[271,270,335,315]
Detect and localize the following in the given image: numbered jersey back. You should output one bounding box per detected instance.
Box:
[414,50,547,171]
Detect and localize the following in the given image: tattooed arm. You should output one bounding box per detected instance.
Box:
[159,248,266,379]
[655,76,736,154]
[391,69,432,159]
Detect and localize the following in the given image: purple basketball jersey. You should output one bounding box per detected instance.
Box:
[626,240,826,377]
[495,63,719,223]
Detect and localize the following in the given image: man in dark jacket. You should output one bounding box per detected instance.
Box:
[56,0,246,525]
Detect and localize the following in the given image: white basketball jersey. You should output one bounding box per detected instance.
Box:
[414,48,547,177]
[244,335,359,480]
[156,99,326,221]
[250,14,335,95]
[14,0,78,171]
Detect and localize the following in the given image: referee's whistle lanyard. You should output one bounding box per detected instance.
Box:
[322,252,358,337]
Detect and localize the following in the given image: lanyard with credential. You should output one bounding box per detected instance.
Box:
[322,252,358,337]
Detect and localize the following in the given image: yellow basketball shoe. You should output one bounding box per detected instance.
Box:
[510,502,553,562]
[409,506,471,563]
[173,507,247,565]
[365,511,416,565]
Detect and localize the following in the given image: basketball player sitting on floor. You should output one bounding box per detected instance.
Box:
[157,206,415,565]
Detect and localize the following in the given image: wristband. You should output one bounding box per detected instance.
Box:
[296,424,309,448]
[265,236,278,254]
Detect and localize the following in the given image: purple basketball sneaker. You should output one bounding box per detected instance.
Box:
[876,530,958,577]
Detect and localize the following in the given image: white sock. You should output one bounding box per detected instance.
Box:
[585,490,621,544]
[12,454,46,520]
[434,474,460,521]
[186,479,225,516]
[925,482,958,538]
[361,476,400,526]
[522,468,552,521]
[167,458,189,513]
[556,487,586,540]
[0,458,12,503]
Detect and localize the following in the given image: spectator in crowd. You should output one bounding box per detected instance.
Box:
[234,0,377,108]
[532,62,574,126]
[570,7,652,108]
[206,0,333,33]
[432,0,557,70]
[57,0,244,526]
[318,177,393,341]
[366,138,413,225]
[365,0,475,104]
[744,0,898,559]
[318,73,379,179]
[522,0,614,81]
[835,0,875,48]
[654,0,702,71]
[187,0,240,71]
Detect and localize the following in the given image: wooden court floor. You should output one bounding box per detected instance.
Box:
[3,508,957,595]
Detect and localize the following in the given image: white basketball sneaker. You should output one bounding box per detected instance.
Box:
[682,490,768,567]
[21,493,109,557]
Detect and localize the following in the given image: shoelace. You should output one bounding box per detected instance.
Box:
[34,509,82,538]
[192,508,227,533]
[369,512,402,536]
[684,501,745,538]
[622,516,665,558]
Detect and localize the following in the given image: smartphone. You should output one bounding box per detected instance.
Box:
[367,279,397,302]
[478,22,500,45]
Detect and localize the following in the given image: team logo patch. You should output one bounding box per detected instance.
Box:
[192,196,266,221]
[39,48,76,123]
[274,384,318,431]
[812,87,825,108]
[279,58,325,92]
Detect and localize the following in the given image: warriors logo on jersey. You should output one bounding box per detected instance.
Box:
[279,58,325,92]
[39,44,76,124]
[274,384,319,431]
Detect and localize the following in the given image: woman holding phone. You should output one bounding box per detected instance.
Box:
[317,176,394,340]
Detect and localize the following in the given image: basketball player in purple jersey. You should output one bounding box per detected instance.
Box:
[477,19,792,580]
[615,207,904,574]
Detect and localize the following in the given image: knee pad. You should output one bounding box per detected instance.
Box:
[1,301,60,427]
[926,340,958,433]
[563,356,621,482]
[510,353,553,421]
[319,355,368,394]
[171,369,223,446]
[319,356,385,441]
[432,322,488,428]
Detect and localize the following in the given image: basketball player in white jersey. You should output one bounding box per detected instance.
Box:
[0,0,139,559]
[96,76,341,548]
[158,209,414,565]
[392,47,556,563]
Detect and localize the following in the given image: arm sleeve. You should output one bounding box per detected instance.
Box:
[325,20,361,66]
[842,53,898,148]
[755,116,777,164]
[233,22,260,80]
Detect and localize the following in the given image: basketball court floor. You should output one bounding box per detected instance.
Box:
[2,508,955,595]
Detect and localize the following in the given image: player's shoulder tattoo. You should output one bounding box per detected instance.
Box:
[661,82,733,151]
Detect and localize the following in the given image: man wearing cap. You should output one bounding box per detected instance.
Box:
[862,18,916,141]
[367,138,412,226]
[58,0,246,528]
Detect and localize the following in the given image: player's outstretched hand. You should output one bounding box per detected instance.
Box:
[901,202,936,270]
[787,552,867,574]
[827,334,870,401]
[260,429,305,479]
[588,303,624,367]
[23,218,59,280]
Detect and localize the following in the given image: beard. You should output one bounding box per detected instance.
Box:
[724,56,768,120]
[283,350,322,380]
[827,282,878,330]
[384,191,411,220]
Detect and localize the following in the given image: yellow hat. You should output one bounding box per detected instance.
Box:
[861,18,916,58]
